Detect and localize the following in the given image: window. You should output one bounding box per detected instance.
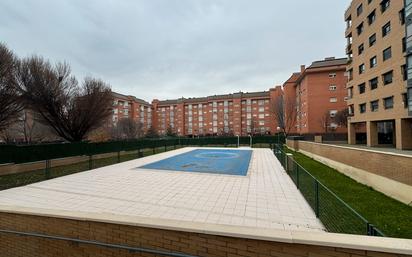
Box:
[402,65,407,81]
[380,0,390,13]
[329,73,337,78]
[382,70,393,85]
[359,103,366,113]
[382,22,391,37]
[349,105,354,116]
[383,47,392,61]
[383,96,394,109]
[403,37,406,53]
[329,110,338,117]
[330,97,337,103]
[357,22,364,35]
[348,87,353,99]
[370,100,379,112]
[329,85,337,91]
[400,9,405,25]
[348,68,353,81]
[408,88,412,112]
[403,93,408,108]
[369,77,378,90]
[358,43,364,55]
[370,56,377,68]
[368,10,376,25]
[358,83,366,94]
[357,4,363,16]
[359,64,365,74]
[369,33,376,46]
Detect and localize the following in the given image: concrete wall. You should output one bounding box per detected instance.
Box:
[0,211,410,257]
[286,140,412,205]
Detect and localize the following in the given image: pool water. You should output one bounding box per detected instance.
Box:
[139,149,252,176]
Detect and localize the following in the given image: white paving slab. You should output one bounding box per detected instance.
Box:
[0,147,324,233]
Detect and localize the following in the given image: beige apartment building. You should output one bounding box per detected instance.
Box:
[345,0,412,149]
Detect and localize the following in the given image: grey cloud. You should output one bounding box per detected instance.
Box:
[0,0,350,101]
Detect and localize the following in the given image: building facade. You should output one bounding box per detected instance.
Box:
[111,92,152,133]
[283,57,349,135]
[345,0,412,149]
[151,90,282,136]
[111,90,283,137]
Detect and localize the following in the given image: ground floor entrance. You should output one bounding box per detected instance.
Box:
[348,118,412,150]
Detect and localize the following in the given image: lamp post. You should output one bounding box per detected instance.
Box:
[276,126,281,145]
[236,135,240,148]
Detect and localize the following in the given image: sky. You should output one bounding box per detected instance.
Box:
[0,0,351,101]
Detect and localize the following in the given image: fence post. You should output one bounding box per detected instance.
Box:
[152,147,156,155]
[45,160,51,180]
[296,165,300,189]
[366,223,376,236]
[315,180,319,217]
[164,144,167,152]
[88,155,93,170]
[117,151,120,163]
[285,153,293,172]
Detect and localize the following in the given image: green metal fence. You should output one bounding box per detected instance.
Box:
[0,135,284,165]
[273,144,385,237]
[0,135,284,190]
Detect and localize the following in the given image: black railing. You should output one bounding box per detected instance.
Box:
[0,229,197,257]
[273,144,385,237]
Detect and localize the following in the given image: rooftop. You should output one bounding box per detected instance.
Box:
[157,91,270,105]
[307,57,348,69]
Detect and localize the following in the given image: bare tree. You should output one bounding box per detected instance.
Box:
[17,56,112,142]
[0,43,23,132]
[271,94,297,136]
[111,118,144,140]
[319,111,333,133]
[0,110,54,143]
[335,108,349,128]
[145,126,159,138]
[165,125,177,137]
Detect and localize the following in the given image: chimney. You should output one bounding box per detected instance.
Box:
[300,65,305,73]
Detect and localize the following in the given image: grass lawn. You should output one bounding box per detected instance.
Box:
[284,147,412,239]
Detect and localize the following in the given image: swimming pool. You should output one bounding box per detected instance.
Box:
[139,149,252,176]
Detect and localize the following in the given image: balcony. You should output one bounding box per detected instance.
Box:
[346,43,353,55]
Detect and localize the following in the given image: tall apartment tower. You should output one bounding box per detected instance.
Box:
[405,1,412,117]
[345,0,412,149]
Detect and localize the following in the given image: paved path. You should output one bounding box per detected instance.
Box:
[0,147,324,233]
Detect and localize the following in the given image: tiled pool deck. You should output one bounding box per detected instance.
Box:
[0,147,324,233]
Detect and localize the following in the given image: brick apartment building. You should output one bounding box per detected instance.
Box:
[283,57,349,135]
[151,90,284,136]
[345,0,412,149]
[111,92,152,133]
[111,90,283,137]
[109,57,350,138]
